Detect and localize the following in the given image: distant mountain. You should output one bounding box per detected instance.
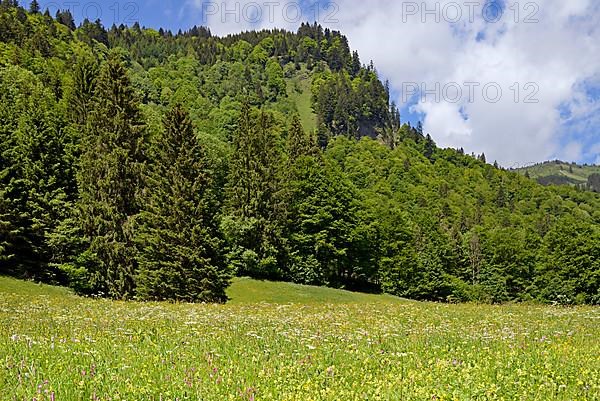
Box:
[514,161,600,192]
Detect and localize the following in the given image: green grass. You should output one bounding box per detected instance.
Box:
[227,277,400,304]
[516,162,600,185]
[286,67,317,133]
[1,276,599,400]
[0,275,73,297]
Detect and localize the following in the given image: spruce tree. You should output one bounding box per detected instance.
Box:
[135,105,230,303]
[223,103,285,279]
[76,54,145,299]
[7,94,72,280]
[416,121,424,135]
[378,103,401,150]
[0,66,71,280]
[424,134,435,160]
[0,68,19,271]
[48,54,100,290]
[29,0,39,13]
[350,50,361,76]
[55,10,76,30]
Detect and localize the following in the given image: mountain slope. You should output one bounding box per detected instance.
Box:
[515,161,600,192]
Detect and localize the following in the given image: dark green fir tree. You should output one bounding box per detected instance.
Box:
[134,105,230,303]
[222,103,285,279]
[0,66,71,281]
[76,54,145,299]
[29,0,39,14]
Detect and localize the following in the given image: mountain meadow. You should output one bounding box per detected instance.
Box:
[0,2,600,399]
[1,276,599,400]
[515,161,600,193]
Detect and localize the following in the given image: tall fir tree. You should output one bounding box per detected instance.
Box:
[223,103,285,279]
[0,67,21,274]
[76,54,145,299]
[134,105,230,302]
[47,53,101,292]
[0,66,71,280]
[6,93,72,280]
[424,134,435,160]
[55,9,75,30]
[29,0,39,13]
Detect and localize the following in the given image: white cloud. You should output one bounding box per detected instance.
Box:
[414,101,472,142]
[188,0,600,165]
[563,142,583,162]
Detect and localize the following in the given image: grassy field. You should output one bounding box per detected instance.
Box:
[516,162,600,187]
[1,276,599,400]
[286,68,317,133]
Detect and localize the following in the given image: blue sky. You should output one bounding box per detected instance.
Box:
[34,0,330,31]
[36,0,188,30]
[31,0,600,165]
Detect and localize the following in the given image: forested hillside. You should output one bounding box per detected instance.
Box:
[1,2,599,304]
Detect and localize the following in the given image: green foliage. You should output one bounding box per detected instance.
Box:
[76,54,146,299]
[223,104,285,279]
[534,217,600,304]
[313,67,390,141]
[265,58,286,100]
[0,65,72,281]
[0,192,14,265]
[134,105,230,303]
